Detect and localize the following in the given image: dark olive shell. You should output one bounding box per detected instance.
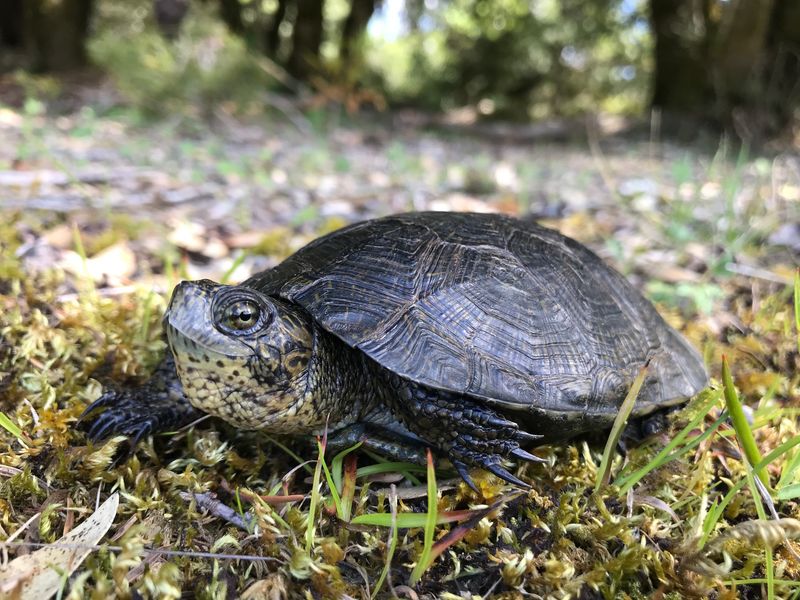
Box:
[245,212,707,420]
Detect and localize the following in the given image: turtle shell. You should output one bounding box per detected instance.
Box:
[245,212,707,420]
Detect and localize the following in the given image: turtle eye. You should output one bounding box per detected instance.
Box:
[218,298,267,334]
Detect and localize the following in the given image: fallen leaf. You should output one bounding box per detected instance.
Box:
[0,492,119,600]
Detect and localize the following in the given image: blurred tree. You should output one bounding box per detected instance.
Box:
[265,0,289,56]
[0,0,24,72]
[765,0,800,131]
[287,0,325,79]
[0,0,24,50]
[154,0,190,39]
[341,0,381,66]
[650,0,799,135]
[649,0,707,113]
[0,0,94,71]
[8,0,793,137]
[218,0,245,35]
[371,0,646,119]
[205,0,325,79]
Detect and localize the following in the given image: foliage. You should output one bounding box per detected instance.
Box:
[366,0,651,118]
[88,6,273,117]
[3,0,798,135]
[85,0,652,121]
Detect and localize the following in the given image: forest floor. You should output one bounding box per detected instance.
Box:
[1,99,799,599]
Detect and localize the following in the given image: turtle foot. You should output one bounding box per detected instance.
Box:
[389,379,544,488]
[79,355,201,449]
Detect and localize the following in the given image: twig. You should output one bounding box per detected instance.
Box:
[585,114,618,198]
[724,262,792,284]
[57,284,165,303]
[1,511,41,567]
[179,491,255,532]
[1,540,281,563]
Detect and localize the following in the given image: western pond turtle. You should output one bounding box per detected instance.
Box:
[83,212,708,488]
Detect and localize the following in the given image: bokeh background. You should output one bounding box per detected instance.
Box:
[2,0,799,139]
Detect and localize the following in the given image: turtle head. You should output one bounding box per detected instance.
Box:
[164,280,321,432]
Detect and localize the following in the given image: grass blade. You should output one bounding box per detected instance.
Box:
[0,412,28,447]
[776,484,800,501]
[331,442,362,493]
[427,492,522,565]
[615,389,721,493]
[340,453,358,522]
[220,251,248,284]
[795,268,800,354]
[352,509,482,528]
[371,485,399,599]
[700,435,800,547]
[263,435,315,475]
[743,468,774,599]
[722,355,769,488]
[356,462,426,478]
[409,449,437,586]
[318,439,343,519]
[138,290,156,345]
[595,363,648,492]
[305,438,325,552]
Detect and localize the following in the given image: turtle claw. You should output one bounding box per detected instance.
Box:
[514,430,544,443]
[484,461,531,489]
[453,460,479,493]
[78,392,115,421]
[84,412,120,442]
[511,447,547,464]
[484,415,517,430]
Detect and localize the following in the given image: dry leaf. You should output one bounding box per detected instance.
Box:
[0,492,119,600]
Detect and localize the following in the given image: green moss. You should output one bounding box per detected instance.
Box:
[0,179,797,599]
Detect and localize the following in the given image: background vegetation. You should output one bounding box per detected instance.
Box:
[1,0,798,140]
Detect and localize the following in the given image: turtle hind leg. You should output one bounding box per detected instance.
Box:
[383,378,545,488]
[326,421,429,465]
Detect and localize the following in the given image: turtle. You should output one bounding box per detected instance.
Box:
[82,211,708,489]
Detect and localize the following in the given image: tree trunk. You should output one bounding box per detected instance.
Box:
[24,0,94,72]
[287,0,324,79]
[649,0,710,113]
[765,0,800,129]
[650,0,799,136]
[340,0,378,65]
[711,0,775,111]
[219,0,244,35]
[0,0,24,49]
[265,0,290,56]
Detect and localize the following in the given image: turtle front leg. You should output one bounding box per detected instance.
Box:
[380,377,545,490]
[79,353,203,447]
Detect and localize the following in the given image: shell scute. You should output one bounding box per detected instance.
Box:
[245,212,707,418]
